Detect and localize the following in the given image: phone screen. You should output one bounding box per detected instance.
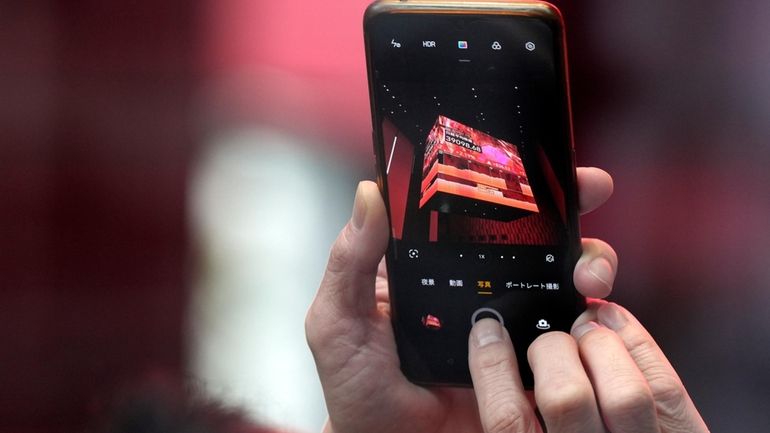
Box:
[366,11,581,386]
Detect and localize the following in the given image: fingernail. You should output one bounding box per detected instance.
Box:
[571,321,600,339]
[351,183,367,230]
[472,318,503,348]
[588,257,613,290]
[598,302,628,331]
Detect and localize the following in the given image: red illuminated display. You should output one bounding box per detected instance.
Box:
[420,116,538,221]
[421,314,442,330]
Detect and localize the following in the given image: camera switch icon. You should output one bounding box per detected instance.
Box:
[536,319,551,330]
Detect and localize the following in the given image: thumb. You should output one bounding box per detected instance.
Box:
[312,180,389,321]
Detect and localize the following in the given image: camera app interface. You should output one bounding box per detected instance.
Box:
[368,13,580,383]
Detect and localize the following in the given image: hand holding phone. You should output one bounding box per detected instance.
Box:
[306,2,707,432]
[306,176,715,433]
[306,169,618,433]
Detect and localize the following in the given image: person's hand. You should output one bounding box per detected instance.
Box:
[305,168,617,433]
[469,300,710,433]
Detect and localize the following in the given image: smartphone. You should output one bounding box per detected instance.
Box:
[364,0,582,387]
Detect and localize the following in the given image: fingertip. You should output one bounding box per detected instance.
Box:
[528,330,574,361]
[571,298,604,332]
[596,302,630,331]
[577,167,614,215]
[578,166,614,191]
[470,318,505,349]
[574,258,613,299]
[571,321,601,340]
[468,319,533,433]
[357,181,389,242]
[574,239,617,299]
[344,181,388,261]
[351,182,368,230]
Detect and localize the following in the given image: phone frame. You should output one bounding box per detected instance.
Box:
[364,0,581,387]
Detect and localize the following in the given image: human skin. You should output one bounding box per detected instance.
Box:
[306,168,709,433]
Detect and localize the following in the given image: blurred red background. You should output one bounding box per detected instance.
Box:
[2,1,769,432]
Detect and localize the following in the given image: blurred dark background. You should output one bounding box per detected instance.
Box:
[1,1,769,432]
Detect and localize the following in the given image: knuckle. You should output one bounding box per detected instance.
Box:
[603,381,655,419]
[538,381,595,421]
[304,299,346,355]
[624,331,659,363]
[475,346,515,378]
[648,373,687,415]
[484,400,534,433]
[622,332,690,413]
[304,303,324,353]
[326,225,354,275]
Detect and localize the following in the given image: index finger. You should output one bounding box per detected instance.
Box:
[469,319,542,433]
